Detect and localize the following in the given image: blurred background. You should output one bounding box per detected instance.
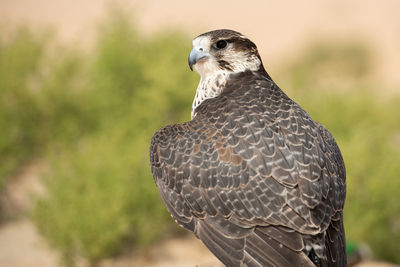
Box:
[0,1,399,266]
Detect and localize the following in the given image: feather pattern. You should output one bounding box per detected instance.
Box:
[150,30,346,267]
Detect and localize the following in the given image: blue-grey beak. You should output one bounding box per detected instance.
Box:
[188,47,209,71]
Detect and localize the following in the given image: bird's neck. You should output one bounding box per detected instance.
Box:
[191,72,229,119]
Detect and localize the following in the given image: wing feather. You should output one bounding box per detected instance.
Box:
[150,73,346,266]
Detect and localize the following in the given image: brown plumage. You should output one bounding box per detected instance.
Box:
[150,29,346,266]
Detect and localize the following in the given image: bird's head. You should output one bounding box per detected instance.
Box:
[188,29,265,78]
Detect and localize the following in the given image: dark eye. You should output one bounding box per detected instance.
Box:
[216,40,227,49]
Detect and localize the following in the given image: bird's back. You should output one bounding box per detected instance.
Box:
[150,29,346,267]
[151,72,346,266]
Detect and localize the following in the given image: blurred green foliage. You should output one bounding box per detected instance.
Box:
[0,27,45,188]
[0,11,399,266]
[0,27,98,192]
[31,13,196,266]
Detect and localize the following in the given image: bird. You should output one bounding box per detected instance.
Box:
[149,29,346,267]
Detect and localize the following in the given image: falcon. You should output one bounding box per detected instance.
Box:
[150,29,346,267]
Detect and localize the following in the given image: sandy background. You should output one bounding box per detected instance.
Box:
[0,1,400,266]
[1,0,400,91]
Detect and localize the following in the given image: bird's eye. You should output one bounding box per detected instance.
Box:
[216,40,227,49]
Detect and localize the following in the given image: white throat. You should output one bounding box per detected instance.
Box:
[189,34,261,119]
[191,71,229,119]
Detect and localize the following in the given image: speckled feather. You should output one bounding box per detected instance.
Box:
[150,32,346,267]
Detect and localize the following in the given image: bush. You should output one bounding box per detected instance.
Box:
[0,27,46,188]
[1,12,399,266]
[34,125,172,265]
[0,27,98,193]
[32,12,196,266]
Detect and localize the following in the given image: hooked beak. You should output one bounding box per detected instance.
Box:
[188,47,209,71]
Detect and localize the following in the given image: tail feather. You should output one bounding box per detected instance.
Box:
[245,226,314,267]
[196,214,346,266]
[197,218,315,267]
[325,212,346,266]
[197,219,244,266]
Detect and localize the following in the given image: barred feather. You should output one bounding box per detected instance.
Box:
[150,29,346,267]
